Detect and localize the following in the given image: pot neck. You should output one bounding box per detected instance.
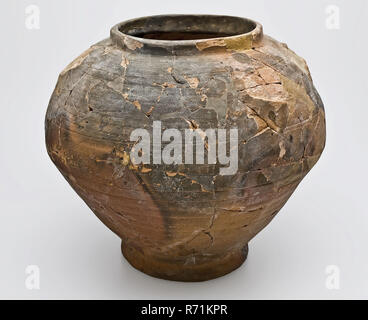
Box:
[110,15,263,55]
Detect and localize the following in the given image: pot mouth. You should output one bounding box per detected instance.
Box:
[110,14,263,53]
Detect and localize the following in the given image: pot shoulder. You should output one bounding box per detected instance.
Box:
[45,34,326,180]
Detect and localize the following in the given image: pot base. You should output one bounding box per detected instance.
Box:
[121,242,249,282]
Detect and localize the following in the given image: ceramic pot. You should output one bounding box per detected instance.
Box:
[45,15,326,281]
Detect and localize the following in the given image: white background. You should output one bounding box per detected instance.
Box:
[0,0,367,299]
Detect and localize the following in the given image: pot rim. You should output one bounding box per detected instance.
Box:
[110,14,263,53]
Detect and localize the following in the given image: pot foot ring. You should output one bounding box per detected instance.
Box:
[121,242,248,282]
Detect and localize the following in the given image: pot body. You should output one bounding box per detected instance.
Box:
[45,15,326,281]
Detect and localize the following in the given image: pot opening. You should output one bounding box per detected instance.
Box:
[118,15,258,41]
[135,32,233,41]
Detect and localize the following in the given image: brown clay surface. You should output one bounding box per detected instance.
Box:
[45,15,326,281]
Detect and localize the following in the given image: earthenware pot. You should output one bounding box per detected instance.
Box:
[45,15,326,281]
